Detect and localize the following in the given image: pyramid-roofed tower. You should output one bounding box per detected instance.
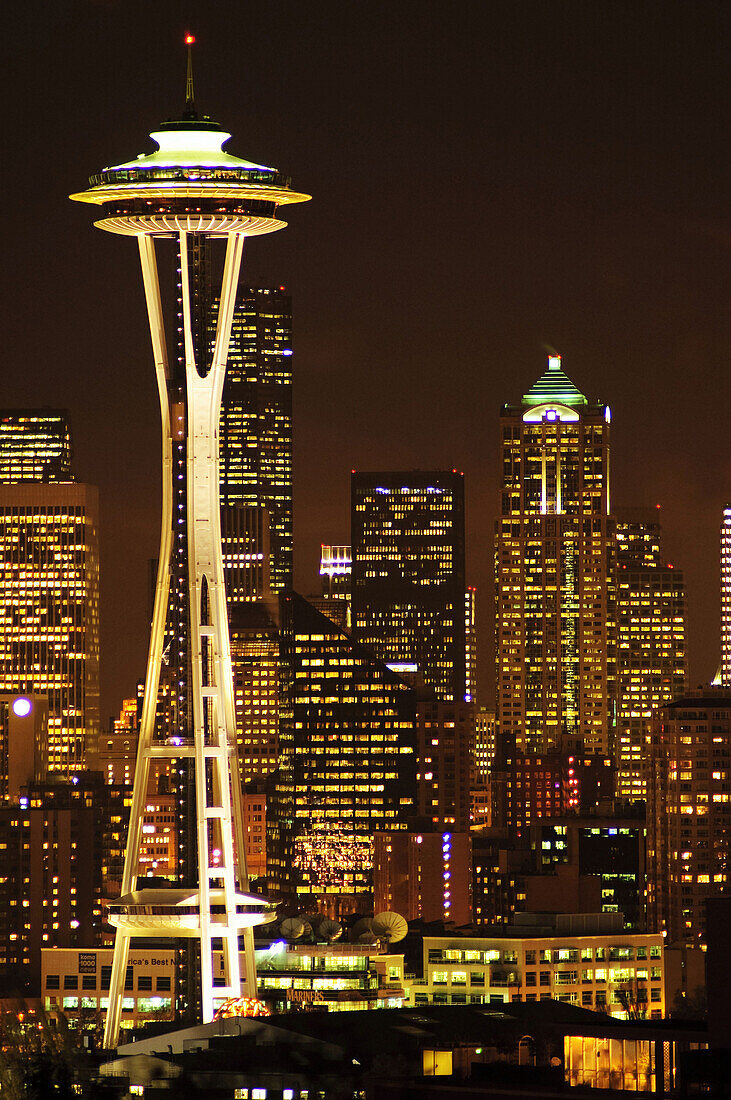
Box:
[522,355,588,407]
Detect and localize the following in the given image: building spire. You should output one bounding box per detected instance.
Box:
[184,34,196,117]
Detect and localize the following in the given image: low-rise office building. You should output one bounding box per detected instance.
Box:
[254,941,405,1012]
[42,940,406,1030]
[407,914,665,1019]
[41,946,175,1033]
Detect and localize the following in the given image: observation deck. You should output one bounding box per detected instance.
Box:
[108,888,277,937]
[70,117,310,236]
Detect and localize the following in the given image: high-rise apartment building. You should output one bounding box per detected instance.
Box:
[495,355,615,760]
[615,510,687,800]
[352,470,467,704]
[0,411,72,483]
[271,593,417,911]
[647,689,731,946]
[721,506,731,686]
[0,483,100,773]
[218,286,293,591]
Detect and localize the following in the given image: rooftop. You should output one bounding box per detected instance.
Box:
[522,355,588,408]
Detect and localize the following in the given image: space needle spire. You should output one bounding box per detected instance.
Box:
[184,33,196,115]
[71,38,310,1048]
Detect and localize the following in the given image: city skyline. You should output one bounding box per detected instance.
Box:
[2,3,729,720]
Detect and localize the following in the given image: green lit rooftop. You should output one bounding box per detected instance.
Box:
[522,355,588,407]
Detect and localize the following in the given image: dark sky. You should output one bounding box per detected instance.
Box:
[2,2,730,721]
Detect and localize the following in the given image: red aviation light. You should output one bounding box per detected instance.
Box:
[185,34,196,45]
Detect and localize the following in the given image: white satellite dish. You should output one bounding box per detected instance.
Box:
[372,911,408,944]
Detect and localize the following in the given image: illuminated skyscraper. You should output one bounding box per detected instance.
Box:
[495,355,615,760]
[0,484,100,773]
[271,593,416,911]
[721,506,731,687]
[71,41,308,1044]
[351,470,467,704]
[0,412,99,774]
[218,287,293,591]
[615,510,687,800]
[0,410,72,483]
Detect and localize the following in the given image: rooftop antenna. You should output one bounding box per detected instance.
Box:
[184,33,196,117]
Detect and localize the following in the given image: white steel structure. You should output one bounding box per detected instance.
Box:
[71,47,309,1047]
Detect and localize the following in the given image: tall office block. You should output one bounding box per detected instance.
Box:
[352,470,467,704]
[0,483,100,773]
[71,41,308,1043]
[615,511,687,800]
[721,506,731,687]
[647,689,731,946]
[495,355,615,761]
[272,593,417,911]
[221,502,270,604]
[229,600,280,786]
[218,287,293,591]
[0,410,72,483]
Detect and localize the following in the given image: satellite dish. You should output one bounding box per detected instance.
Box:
[372,911,408,944]
[358,932,379,945]
[351,917,374,942]
[280,917,305,942]
[316,918,342,943]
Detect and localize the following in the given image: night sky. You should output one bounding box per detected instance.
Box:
[2,2,730,721]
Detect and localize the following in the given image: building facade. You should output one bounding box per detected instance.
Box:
[271,593,417,909]
[229,600,281,786]
[373,830,472,926]
[0,410,72,483]
[0,775,129,993]
[615,510,687,800]
[352,470,467,704]
[218,286,293,592]
[416,699,473,830]
[0,694,48,800]
[647,690,731,945]
[0,483,100,773]
[410,919,665,1019]
[495,356,615,761]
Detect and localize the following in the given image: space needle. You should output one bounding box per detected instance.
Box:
[71,39,309,1047]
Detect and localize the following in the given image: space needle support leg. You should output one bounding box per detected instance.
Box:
[207,233,257,1000]
[103,234,173,1049]
[180,231,249,1023]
